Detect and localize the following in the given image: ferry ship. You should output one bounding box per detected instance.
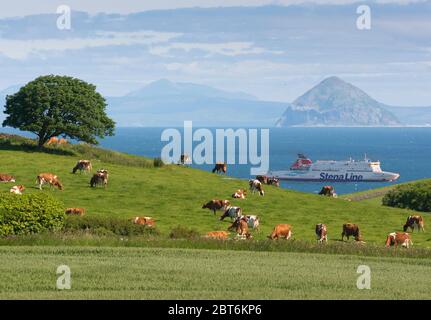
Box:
[268,154,400,182]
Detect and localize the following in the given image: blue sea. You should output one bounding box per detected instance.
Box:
[98,127,431,195]
[3,127,430,195]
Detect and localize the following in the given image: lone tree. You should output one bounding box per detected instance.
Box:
[2,75,115,147]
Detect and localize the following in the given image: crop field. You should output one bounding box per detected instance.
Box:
[0,246,430,299]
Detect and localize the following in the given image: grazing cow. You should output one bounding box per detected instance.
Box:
[403,215,425,232]
[10,185,25,195]
[319,186,337,197]
[36,173,63,190]
[178,154,191,165]
[133,216,155,227]
[90,169,109,188]
[228,215,260,231]
[341,223,361,241]
[46,137,68,145]
[212,162,227,174]
[0,174,15,182]
[72,160,92,174]
[202,199,230,215]
[249,179,264,196]
[204,231,229,240]
[268,224,292,240]
[256,175,269,184]
[267,178,280,187]
[232,189,247,199]
[315,223,328,243]
[233,217,252,240]
[220,206,242,221]
[256,175,280,187]
[385,232,412,248]
[65,208,85,216]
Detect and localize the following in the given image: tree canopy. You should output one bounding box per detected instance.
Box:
[2,75,115,146]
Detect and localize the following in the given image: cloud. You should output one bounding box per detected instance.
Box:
[149,42,283,57]
[0,31,182,59]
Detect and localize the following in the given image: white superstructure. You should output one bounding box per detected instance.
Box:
[268,154,400,182]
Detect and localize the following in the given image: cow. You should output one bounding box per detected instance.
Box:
[268,224,292,240]
[90,169,109,188]
[220,206,242,221]
[403,215,425,232]
[385,232,413,248]
[65,208,85,216]
[315,223,328,243]
[228,215,260,231]
[256,175,280,187]
[267,178,280,187]
[36,173,64,190]
[132,216,155,227]
[0,174,15,182]
[204,231,229,240]
[249,179,264,196]
[233,217,252,240]
[319,186,337,197]
[10,185,25,195]
[256,175,269,184]
[232,189,247,199]
[72,160,92,174]
[178,154,191,165]
[202,199,230,215]
[46,137,68,145]
[341,223,361,241]
[212,162,227,174]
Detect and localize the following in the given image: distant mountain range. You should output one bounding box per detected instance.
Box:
[1,78,431,127]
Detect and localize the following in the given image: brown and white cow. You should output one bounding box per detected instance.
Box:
[65,208,86,216]
[341,223,361,241]
[220,206,242,221]
[403,215,425,232]
[315,223,327,243]
[256,175,269,184]
[249,179,264,196]
[133,216,155,227]
[72,160,92,174]
[268,224,292,240]
[233,217,252,240]
[319,186,336,197]
[256,175,280,187]
[10,185,25,195]
[228,215,260,231]
[178,154,191,165]
[385,232,412,248]
[202,199,230,215]
[36,173,64,190]
[232,189,247,199]
[204,231,229,240]
[90,169,109,188]
[0,174,16,182]
[212,162,227,174]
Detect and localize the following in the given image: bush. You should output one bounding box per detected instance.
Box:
[0,193,65,236]
[169,226,200,239]
[153,157,165,168]
[382,181,431,212]
[64,215,159,237]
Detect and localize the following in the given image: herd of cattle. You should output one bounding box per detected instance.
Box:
[201,162,426,248]
[0,158,427,247]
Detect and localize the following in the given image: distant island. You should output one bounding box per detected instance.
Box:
[276,76,430,127]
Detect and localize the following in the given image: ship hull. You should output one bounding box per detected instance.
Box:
[268,170,400,182]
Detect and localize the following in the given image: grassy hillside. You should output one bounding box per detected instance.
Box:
[1,246,430,299]
[0,134,430,247]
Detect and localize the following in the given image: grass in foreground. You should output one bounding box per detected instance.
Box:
[0,246,430,299]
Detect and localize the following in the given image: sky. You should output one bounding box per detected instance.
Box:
[0,0,430,106]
